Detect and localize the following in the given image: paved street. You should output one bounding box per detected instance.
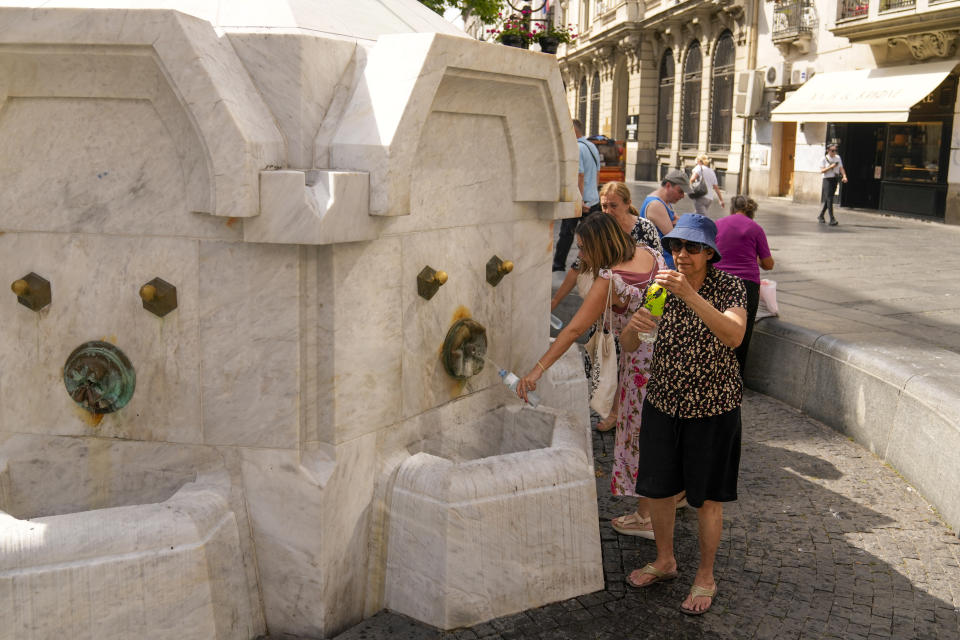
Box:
[335,391,960,640]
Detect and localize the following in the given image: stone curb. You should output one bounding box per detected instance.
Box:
[745,316,960,535]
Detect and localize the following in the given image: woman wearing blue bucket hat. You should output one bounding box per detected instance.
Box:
[619,213,747,616]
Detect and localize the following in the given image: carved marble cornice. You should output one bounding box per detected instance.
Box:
[592,44,617,79]
[888,31,960,60]
[618,32,643,73]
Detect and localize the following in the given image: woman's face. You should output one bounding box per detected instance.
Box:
[669,240,713,277]
[600,192,630,218]
[576,234,596,268]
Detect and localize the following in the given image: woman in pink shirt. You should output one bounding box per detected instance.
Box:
[713,196,774,374]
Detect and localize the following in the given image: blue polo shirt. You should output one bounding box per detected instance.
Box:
[578,137,601,207]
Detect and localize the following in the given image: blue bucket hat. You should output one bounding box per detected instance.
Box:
[661,214,721,263]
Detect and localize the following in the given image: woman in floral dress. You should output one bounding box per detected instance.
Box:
[601,248,663,539]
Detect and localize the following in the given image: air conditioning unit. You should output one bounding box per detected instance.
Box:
[765,62,791,88]
[734,70,763,118]
[790,66,816,86]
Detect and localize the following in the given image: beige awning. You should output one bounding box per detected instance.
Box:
[770,60,957,123]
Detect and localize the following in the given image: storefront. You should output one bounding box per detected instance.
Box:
[771,60,957,219]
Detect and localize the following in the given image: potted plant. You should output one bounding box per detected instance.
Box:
[534,23,578,54]
[487,11,533,49]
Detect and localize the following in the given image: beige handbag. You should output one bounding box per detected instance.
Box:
[587,278,618,417]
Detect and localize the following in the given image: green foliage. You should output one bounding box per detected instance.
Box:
[418,0,503,24]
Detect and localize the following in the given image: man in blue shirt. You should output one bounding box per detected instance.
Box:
[553,119,601,271]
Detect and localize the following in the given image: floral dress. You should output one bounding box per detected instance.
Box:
[598,246,665,497]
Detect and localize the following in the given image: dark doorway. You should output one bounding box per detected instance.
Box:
[838,123,885,209]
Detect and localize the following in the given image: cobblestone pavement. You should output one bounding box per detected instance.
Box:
[333,390,960,640]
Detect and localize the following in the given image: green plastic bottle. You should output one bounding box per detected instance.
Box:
[639,283,667,342]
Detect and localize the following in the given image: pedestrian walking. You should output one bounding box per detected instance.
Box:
[622,214,747,616]
[553,119,601,271]
[714,195,774,375]
[818,144,847,226]
[689,154,724,215]
[639,170,689,269]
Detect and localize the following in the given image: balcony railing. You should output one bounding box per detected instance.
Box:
[837,0,869,19]
[880,0,915,11]
[772,0,815,40]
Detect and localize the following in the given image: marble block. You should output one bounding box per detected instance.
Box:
[0,469,257,640]
[244,169,378,245]
[330,33,578,217]
[0,2,587,637]
[384,400,602,629]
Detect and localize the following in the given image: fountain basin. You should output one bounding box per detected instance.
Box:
[384,398,603,630]
[0,436,256,640]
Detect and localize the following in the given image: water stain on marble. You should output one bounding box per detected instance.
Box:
[75,405,104,427]
[86,437,113,511]
[443,306,474,398]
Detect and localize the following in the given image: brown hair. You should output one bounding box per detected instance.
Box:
[730,194,758,219]
[576,212,636,277]
[599,181,640,217]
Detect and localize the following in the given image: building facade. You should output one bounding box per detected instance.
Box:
[556,0,755,190]
[557,0,960,222]
[753,0,960,222]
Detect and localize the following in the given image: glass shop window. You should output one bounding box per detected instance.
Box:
[884,123,942,183]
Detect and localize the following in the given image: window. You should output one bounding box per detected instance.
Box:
[681,42,702,149]
[657,50,674,149]
[709,33,735,152]
[577,77,588,124]
[580,0,591,31]
[590,71,601,136]
[885,123,943,183]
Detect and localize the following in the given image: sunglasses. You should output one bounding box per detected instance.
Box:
[666,239,708,254]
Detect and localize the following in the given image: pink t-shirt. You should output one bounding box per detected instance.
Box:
[714,214,771,284]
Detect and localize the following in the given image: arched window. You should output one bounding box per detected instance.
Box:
[680,42,702,149]
[590,71,601,136]
[578,76,588,125]
[710,32,735,152]
[657,50,674,149]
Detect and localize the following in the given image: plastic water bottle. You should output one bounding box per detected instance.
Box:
[499,369,540,407]
[638,283,667,343]
[550,314,564,330]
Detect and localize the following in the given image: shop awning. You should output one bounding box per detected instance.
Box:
[770,60,957,122]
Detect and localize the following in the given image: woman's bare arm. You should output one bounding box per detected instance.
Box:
[551,267,579,311]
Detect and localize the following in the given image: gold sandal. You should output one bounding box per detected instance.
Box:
[626,563,678,588]
[679,583,717,615]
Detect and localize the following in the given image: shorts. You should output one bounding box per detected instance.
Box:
[635,399,741,508]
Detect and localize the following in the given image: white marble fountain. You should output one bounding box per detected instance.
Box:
[0,1,601,637]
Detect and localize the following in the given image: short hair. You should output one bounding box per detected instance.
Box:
[576,212,636,277]
[696,154,711,165]
[572,118,585,136]
[730,194,759,219]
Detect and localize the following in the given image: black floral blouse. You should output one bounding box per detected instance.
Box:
[573,216,663,271]
[646,267,747,418]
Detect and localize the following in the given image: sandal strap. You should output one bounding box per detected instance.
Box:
[640,563,669,578]
[689,584,717,598]
[613,513,650,528]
